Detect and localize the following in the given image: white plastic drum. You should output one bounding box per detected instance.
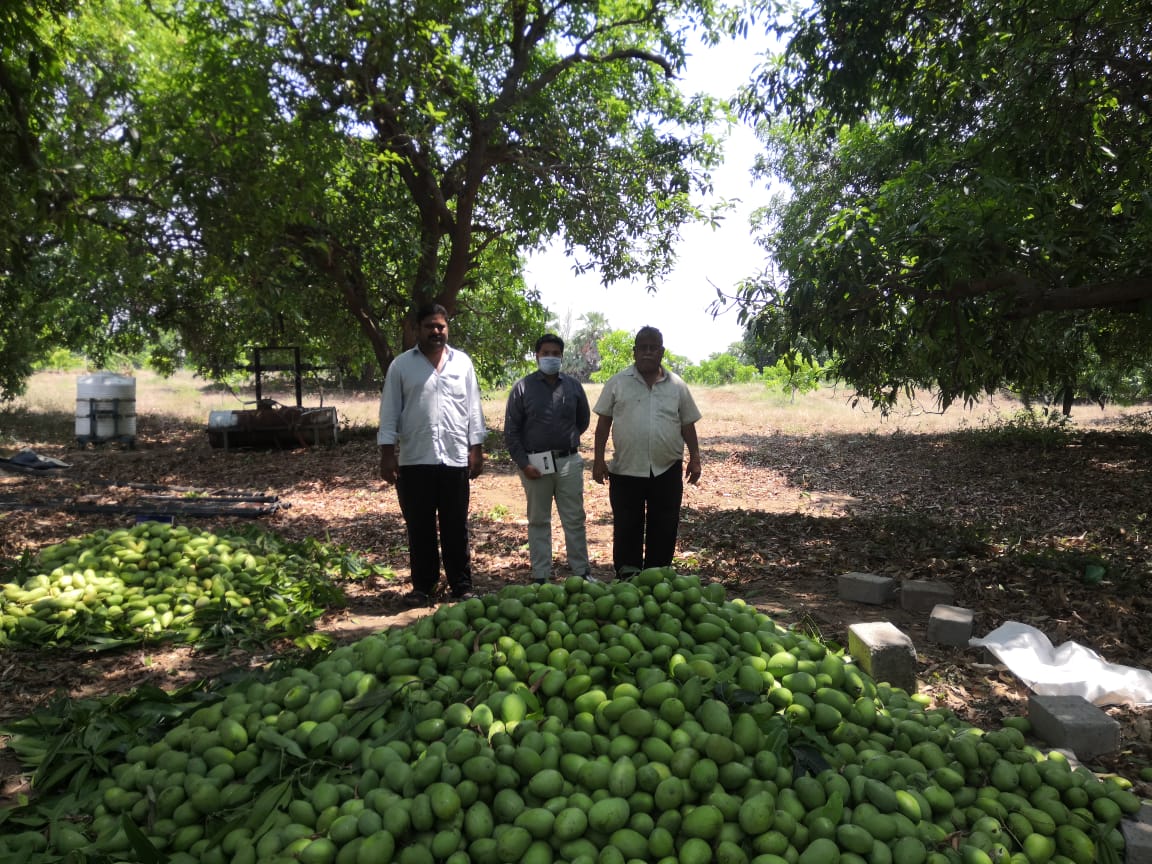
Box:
[75,373,137,443]
[207,410,237,429]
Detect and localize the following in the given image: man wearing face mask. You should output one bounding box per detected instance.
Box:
[504,334,593,584]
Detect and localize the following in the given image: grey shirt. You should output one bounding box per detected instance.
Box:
[504,371,590,469]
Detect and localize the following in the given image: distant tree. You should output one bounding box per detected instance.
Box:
[761,357,829,400]
[661,350,691,378]
[564,312,613,381]
[591,330,636,383]
[683,352,760,385]
[735,329,777,371]
[548,310,576,351]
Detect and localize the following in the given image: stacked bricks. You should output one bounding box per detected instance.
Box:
[838,571,974,648]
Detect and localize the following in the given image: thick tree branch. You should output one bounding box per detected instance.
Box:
[0,62,39,168]
[925,272,1152,316]
[1008,277,1152,316]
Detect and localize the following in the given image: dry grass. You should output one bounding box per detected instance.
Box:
[8,369,335,418]
[3,368,1146,451]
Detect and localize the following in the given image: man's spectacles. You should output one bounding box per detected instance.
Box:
[634,344,662,354]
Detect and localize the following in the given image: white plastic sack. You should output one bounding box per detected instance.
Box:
[970,621,1152,707]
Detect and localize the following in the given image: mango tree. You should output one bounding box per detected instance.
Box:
[0,0,729,391]
[735,0,1152,411]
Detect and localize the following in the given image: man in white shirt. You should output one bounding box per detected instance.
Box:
[592,326,702,579]
[378,303,486,605]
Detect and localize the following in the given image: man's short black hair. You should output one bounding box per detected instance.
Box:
[535,333,564,353]
[413,302,449,323]
[634,325,663,346]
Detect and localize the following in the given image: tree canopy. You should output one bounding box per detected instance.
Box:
[735,0,1152,409]
[1,0,81,397]
[1,0,727,398]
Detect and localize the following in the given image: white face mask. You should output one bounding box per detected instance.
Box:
[537,356,562,375]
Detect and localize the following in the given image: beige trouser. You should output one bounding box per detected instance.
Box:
[519,453,590,581]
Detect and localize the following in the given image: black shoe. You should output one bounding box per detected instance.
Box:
[450,586,477,600]
[402,590,432,607]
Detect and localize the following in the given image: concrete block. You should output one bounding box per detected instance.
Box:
[1122,804,1152,864]
[926,604,975,647]
[848,621,918,692]
[900,579,955,613]
[1027,693,1121,760]
[838,572,898,605]
[978,647,1003,665]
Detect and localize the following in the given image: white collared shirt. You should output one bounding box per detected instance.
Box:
[377,345,486,467]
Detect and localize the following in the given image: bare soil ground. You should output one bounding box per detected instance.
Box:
[3,381,1152,804]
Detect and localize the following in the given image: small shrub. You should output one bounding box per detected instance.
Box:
[339,416,380,442]
[1117,409,1152,435]
[32,349,87,373]
[955,407,1074,450]
[761,357,829,399]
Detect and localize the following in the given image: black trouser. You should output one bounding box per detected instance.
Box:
[607,462,683,576]
[396,464,472,595]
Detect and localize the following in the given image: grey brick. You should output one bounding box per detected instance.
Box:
[900,579,956,613]
[1121,804,1152,864]
[1027,693,1121,760]
[926,604,975,647]
[848,621,918,692]
[838,572,898,605]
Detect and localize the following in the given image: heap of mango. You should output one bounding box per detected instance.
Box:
[0,570,1142,864]
[0,522,341,648]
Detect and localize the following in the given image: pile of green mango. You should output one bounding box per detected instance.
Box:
[0,522,342,648]
[0,568,1142,864]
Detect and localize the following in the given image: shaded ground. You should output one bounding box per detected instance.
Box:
[2,402,1152,804]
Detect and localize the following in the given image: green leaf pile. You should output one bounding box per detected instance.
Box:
[0,569,1142,864]
[0,522,346,650]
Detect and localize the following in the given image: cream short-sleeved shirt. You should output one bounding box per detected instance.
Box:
[593,365,701,477]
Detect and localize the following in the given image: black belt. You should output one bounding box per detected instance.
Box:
[552,448,578,459]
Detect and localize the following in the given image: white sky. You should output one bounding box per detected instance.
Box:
[523,32,776,362]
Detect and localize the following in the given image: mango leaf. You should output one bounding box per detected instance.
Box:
[254,727,307,761]
[120,813,165,864]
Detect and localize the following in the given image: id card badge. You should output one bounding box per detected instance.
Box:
[528,451,556,474]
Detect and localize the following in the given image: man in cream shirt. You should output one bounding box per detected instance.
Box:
[592,326,702,579]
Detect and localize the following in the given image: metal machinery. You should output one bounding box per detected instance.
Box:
[207,347,339,450]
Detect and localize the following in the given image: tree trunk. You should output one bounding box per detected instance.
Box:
[292,228,397,378]
[1061,383,1075,417]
